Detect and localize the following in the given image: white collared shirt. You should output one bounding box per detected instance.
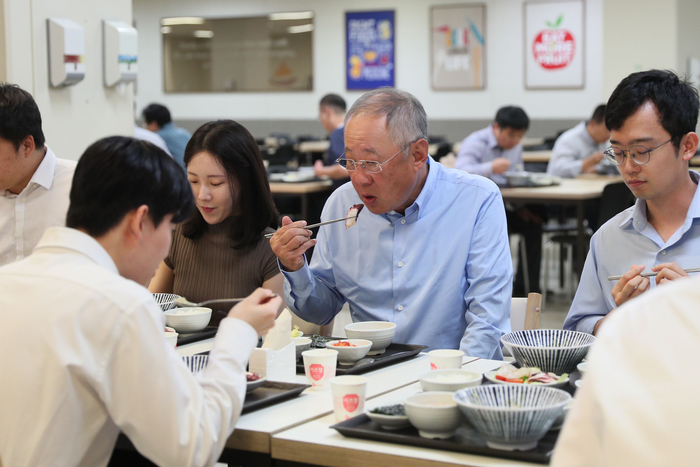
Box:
[0,227,258,467]
[0,146,76,266]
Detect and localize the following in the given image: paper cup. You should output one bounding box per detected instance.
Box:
[330,375,368,422]
[302,349,338,390]
[428,349,464,370]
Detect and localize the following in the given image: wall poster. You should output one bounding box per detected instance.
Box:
[430,4,486,90]
[346,10,395,90]
[524,1,585,89]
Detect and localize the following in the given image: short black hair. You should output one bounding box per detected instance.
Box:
[66,137,194,237]
[142,103,172,127]
[182,120,278,249]
[590,104,606,124]
[0,83,45,150]
[320,94,346,114]
[495,106,529,131]
[605,70,699,149]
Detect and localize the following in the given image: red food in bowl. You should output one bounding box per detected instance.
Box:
[331,341,356,347]
[246,372,261,382]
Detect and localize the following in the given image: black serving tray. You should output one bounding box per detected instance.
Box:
[332,413,558,464]
[176,326,218,346]
[242,381,310,414]
[296,343,428,376]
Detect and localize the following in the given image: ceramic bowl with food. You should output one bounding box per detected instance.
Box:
[153,293,181,311]
[164,326,178,347]
[344,321,396,355]
[292,337,312,360]
[419,369,482,392]
[326,339,372,364]
[246,372,266,393]
[404,391,463,439]
[163,307,212,333]
[453,385,571,451]
[366,403,411,430]
[501,329,595,375]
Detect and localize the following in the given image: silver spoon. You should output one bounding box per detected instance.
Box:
[174,294,278,308]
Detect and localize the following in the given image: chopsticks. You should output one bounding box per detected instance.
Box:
[607,267,700,281]
[264,215,357,239]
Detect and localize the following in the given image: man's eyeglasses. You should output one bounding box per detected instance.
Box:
[604,138,673,166]
[336,141,415,173]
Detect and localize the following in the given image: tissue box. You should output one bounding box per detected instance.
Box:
[249,342,296,382]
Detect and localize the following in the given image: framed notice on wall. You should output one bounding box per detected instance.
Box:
[346,10,395,90]
[524,0,585,89]
[430,4,486,90]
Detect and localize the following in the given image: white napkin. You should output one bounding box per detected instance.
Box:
[261,308,292,351]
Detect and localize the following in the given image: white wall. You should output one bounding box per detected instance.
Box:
[2,0,134,161]
[134,0,605,122]
[677,0,700,76]
[602,0,678,98]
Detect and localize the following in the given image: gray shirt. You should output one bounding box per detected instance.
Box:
[547,121,607,178]
[455,125,523,186]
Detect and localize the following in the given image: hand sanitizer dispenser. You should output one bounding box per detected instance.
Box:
[102,20,138,87]
[47,18,85,87]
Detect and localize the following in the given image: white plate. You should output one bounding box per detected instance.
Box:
[246,375,267,393]
[484,370,569,388]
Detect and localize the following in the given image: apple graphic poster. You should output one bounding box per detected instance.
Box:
[346,10,395,90]
[430,4,486,90]
[524,1,584,89]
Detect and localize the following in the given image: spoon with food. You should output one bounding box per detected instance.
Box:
[264,204,364,239]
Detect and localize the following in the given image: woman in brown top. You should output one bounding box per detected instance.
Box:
[149,120,284,324]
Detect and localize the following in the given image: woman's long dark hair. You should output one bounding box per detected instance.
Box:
[182,120,278,249]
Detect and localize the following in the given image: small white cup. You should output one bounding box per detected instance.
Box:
[428,349,464,370]
[302,349,338,390]
[330,375,368,422]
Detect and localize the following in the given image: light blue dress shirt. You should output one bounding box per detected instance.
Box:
[157,122,191,168]
[564,171,700,334]
[547,121,607,178]
[455,126,523,186]
[282,157,513,359]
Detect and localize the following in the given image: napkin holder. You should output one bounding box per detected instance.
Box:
[249,343,296,382]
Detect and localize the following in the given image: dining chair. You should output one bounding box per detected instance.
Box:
[505,293,542,357]
[510,293,542,332]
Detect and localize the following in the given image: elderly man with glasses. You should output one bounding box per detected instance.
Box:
[270,88,513,359]
[563,69,700,336]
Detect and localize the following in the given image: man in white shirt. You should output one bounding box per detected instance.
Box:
[563,69,700,336]
[552,275,700,466]
[133,124,172,156]
[0,83,76,266]
[547,104,610,178]
[0,136,280,467]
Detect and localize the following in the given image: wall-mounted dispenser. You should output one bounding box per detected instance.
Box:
[47,18,85,87]
[102,20,138,87]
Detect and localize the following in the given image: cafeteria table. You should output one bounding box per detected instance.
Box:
[500,175,623,277]
[269,179,333,220]
[115,341,476,466]
[271,358,541,467]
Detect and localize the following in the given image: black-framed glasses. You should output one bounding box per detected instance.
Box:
[336,141,415,173]
[604,138,673,166]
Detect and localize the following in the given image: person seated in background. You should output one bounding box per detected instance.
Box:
[455,106,544,296]
[149,120,287,322]
[552,275,700,466]
[0,83,76,268]
[0,136,280,467]
[313,93,350,190]
[547,104,610,178]
[134,124,172,157]
[142,103,191,167]
[271,87,512,360]
[563,69,700,335]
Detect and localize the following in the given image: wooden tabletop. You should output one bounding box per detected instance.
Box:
[500,175,623,202]
[522,150,552,163]
[269,179,333,194]
[271,358,539,467]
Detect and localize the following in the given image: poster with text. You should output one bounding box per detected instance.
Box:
[346,10,395,90]
[525,0,584,89]
[431,4,486,90]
